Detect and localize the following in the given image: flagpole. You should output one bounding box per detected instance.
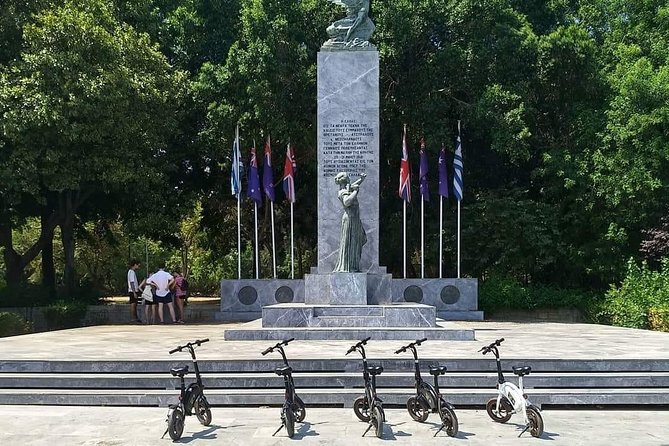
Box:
[290,202,295,279]
[439,196,443,279]
[421,198,424,278]
[253,201,259,279]
[270,201,277,278]
[403,200,407,278]
[236,125,241,280]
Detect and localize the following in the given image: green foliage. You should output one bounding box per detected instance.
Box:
[479,275,597,315]
[42,299,87,330]
[0,312,32,337]
[594,258,669,329]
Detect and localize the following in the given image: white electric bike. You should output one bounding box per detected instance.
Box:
[479,338,544,438]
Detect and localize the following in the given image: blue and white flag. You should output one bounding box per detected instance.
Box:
[453,135,463,201]
[231,125,243,196]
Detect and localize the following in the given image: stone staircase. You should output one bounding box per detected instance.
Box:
[2,357,668,408]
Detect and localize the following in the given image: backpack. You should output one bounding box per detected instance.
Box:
[181,277,189,293]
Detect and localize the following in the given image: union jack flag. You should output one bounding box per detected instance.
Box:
[399,125,411,202]
[283,143,296,203]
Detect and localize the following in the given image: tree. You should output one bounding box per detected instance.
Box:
[0,0,186,293]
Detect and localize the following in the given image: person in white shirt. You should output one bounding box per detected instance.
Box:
[127,259,142,323]
[148,262,177,324]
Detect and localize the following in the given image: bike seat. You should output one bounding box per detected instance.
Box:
[275,365,292,376]
[368,365,383,376]
[170,366,189,377]
[429,365,447,376]
[512,366,532,376]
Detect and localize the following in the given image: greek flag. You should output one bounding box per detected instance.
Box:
[453,135,463,201]
[231,126,242,196]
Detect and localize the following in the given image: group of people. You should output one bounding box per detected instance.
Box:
[127,259,189,324]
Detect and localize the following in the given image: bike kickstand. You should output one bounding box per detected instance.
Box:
[362,422,374,437]
[518,424,530,437]
[272,423,285,437]
[160,427,169,439]
[433,424,446,437]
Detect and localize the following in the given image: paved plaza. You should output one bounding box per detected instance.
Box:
[0,406,667,445]
[1,321,668,361]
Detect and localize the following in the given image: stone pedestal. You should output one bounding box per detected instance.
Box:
[305,273,366,305]
[317,51,380,273]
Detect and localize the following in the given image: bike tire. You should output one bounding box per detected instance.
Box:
[438,400,459,437]
[293,395,306,422]
[407,396,429,422]
[526,405,544,438]
[372,406,383,439]
[284,405,295,438]
[353,396,371,422]
[168,408,185,441]
[486,398,513,423]
[194,395,212,426]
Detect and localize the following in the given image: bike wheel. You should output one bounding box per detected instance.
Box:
[486,398,512,423]
[293,395,306,422]
[284,405,295,438]
[526,405,544,438]
[438,401,459,437]
[194,395,212,426]
[407,396,429,422]
[168,408,185,441]
[353,396,371,422]
[372,406,383,438]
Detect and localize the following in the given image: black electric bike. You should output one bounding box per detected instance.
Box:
[261,338,306,438]
[346,337,385,438]
[395,338,459,437]
[163,338,212,441]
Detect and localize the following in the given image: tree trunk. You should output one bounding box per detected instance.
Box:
[60,191,77,296]
[41,208,56,297]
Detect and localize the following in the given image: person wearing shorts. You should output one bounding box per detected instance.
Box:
[148,262,177,324]
[173,269,187,323]
[139,276,157,324]
[127,259,142,323]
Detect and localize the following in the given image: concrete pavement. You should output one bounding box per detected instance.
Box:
[0,406,668,445]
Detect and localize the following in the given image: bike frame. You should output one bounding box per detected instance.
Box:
[349,340,384,419]
[274,344,297,407]
[487,344,532,425]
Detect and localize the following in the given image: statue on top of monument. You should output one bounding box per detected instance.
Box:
[323,0,375,50]
[333,172,368,272]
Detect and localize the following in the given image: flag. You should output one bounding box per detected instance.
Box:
[247,144,262,205]
[453,135,463,201]
[262,134,275,202]
[419,138,429,201]
[399,126,411,202]
[231,126,242,196]
[283,143,296,203]
[438,143,449,197]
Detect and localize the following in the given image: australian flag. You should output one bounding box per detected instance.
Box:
[399,126,411,202]
[419,138,429,201]
[438,143,449,197]
[283,143,296,203]
[262,135,275,202]
[247,145,262,205]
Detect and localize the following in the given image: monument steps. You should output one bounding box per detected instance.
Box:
[1,358,668,407]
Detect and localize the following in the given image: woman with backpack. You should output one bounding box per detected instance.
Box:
[173,269,189,323]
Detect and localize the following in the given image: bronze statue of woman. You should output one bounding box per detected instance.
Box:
[333,172,367,272]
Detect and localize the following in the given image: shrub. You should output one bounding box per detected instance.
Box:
[42,300,88,330]
[479,275,597,314]
[594,258,669,330]
[0,312,32,337]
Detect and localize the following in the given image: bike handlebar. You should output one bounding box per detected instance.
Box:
[346,337,371,355]
[169,338,209,355]
[261,338,294,356]
[478,338,504,355]
[394,337,428,354]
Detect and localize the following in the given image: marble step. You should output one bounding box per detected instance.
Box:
[2,387,669,407]
[2,371,668,390]
[3,358,669,374]
[225,326,475,340]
